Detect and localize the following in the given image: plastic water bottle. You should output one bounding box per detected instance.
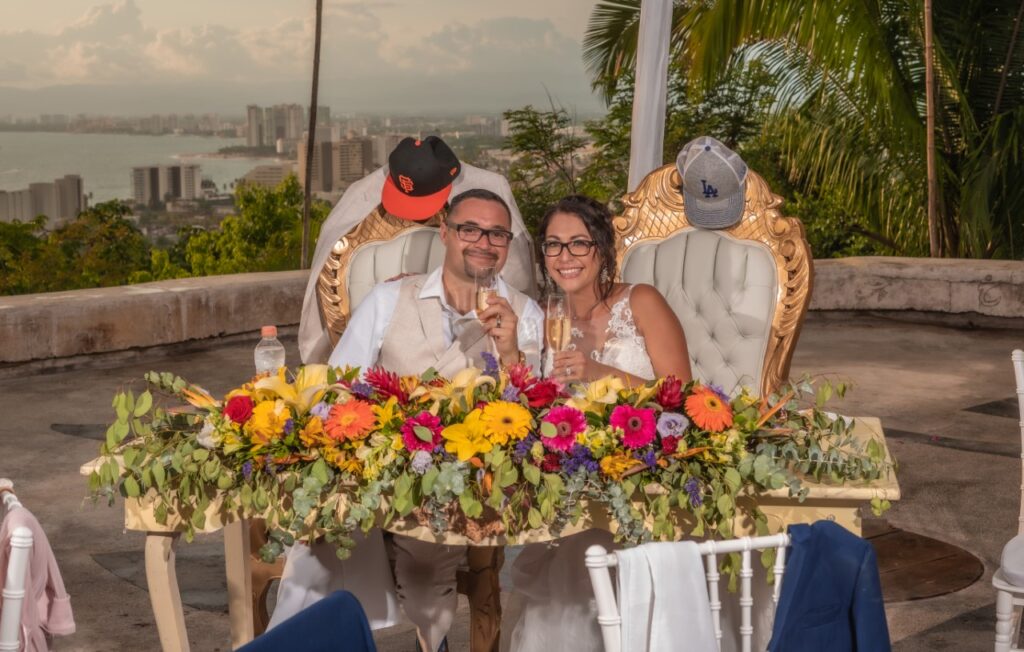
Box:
[254,325,286,374]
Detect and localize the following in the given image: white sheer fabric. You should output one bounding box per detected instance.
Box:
[543,285,655,382]
[513,288,657,652]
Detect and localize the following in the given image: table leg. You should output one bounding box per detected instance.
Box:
[223,518,255,649]
[464,546,503,652]
[144,532,189,652]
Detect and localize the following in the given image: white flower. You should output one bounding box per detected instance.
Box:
[196,418,221,450]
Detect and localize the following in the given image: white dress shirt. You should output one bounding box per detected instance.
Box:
[328,267,543,371]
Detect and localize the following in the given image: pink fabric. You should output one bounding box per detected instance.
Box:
[0,506,75,651]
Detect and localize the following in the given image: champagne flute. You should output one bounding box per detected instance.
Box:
[545,292,572,353]
[474,267,498,317]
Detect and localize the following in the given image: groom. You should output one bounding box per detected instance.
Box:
[274,181,543,652]
[330,187,543,651]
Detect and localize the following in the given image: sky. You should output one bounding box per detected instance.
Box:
[0,0,607,117]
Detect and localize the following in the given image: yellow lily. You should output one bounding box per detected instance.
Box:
[442,410,492,461]
[254,364,329,414]
[412,367,495,414]
[568,375,625,414]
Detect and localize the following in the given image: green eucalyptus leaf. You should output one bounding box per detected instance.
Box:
[413,425,434,443]
[539,421,558,438]
[134,390,153,416]
[523,464,541,486]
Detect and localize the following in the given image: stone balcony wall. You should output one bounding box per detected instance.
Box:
[1,258,1021,365]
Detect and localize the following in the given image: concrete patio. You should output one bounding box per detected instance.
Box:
[1,311,1020,651]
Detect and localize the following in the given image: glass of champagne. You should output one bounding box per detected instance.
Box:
[474,267,498,318]
[545,292,572,353]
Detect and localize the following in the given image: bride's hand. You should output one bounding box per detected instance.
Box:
[551,350,588,383]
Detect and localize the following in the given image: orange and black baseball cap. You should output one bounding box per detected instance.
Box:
[381,136,462,221]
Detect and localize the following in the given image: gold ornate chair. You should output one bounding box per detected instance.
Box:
[252,205,504,650]
[614,164,813,398]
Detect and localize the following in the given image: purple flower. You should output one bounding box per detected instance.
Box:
[708,384,730,404]
[657,412,690,438]
[283,419,295,435]
[513,433,540,463]
[242,461,253,480]
[640,449,657,468]
[502,384,521,401]
[481,351,500,378]
[562,444,599,475]
[310,401,331,420]
[411,450,433,475]
[351,382,373,399]
[684,478,703,507]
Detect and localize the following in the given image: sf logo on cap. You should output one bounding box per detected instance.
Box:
[701,180,718,198]
[399,174,415,193]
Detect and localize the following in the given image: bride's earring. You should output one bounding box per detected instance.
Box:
[600,267,610,283]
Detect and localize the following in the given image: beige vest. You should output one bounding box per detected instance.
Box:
[378,274,532,378]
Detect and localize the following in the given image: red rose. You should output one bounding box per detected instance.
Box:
[656,376,684,410]
[660,435,681,456]
[540,452,562,473]
[223,395,254,424]
[524,380,560,408]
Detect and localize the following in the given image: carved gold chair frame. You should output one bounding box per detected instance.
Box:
[317,206,445,348]
[613,164,814,398]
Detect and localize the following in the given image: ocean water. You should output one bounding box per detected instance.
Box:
[0,132,285,203]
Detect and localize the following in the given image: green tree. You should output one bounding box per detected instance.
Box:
[179,175,330,276]
[502,106,587,233]
[0,216,48,295]
[584,0,1024,258]
[43,201,152,291]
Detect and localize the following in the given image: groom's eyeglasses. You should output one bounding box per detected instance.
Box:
[446,221,514,248]
[541,239,598,257]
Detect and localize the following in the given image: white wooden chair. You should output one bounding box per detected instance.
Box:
[993,349,1024,651]
[586,534,791,652]
[0,479,32,652]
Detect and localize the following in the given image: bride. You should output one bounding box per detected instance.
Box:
[508,194,693,651]
[539,194,692,384]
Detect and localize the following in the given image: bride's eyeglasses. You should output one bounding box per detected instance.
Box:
[541,239,597,257]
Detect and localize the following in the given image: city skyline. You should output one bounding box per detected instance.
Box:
[0,0,606,116]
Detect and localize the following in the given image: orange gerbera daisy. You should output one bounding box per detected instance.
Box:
[323,400,376,442]
[685,387,734,432]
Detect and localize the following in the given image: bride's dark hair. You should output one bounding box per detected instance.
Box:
[536,194,617,303]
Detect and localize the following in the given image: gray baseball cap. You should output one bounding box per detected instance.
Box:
[676,136,748,229]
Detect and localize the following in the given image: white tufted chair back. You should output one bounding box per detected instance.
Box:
[621,228,777,397]
[346,227,445,309]
[613,165,812,399]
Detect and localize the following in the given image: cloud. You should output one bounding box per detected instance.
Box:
[0,1,603,114]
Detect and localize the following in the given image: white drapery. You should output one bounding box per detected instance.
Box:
[628,0,673,191]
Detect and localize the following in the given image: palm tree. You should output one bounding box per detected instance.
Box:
[301,0,324,269]
[584,0,1024,258]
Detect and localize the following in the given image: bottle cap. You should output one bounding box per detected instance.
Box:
[261,325,278,338]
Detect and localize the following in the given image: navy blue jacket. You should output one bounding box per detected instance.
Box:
[767,521,891,652]
[239,590,377,652]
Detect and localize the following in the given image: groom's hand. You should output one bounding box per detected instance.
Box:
[479,297,520,365]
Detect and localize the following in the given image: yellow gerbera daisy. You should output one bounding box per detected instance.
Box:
[480,400,532,445]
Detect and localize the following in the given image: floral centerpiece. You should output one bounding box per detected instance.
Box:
[88,355,894,562]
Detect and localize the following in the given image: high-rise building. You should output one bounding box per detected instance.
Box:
[131,165,202,207]
[371,134,410,168]
[0,175,84,225]
[334,138,373,184]
[246,105,265,147]
[297,135,334,193]
[241,164,296,189]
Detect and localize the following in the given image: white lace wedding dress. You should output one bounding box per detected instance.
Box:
[513,286,654,652]
[515,286,773,652]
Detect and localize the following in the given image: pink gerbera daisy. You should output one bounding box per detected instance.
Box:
[401,411,443,452]
[610,405,657,449]
[540,405,587,452]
